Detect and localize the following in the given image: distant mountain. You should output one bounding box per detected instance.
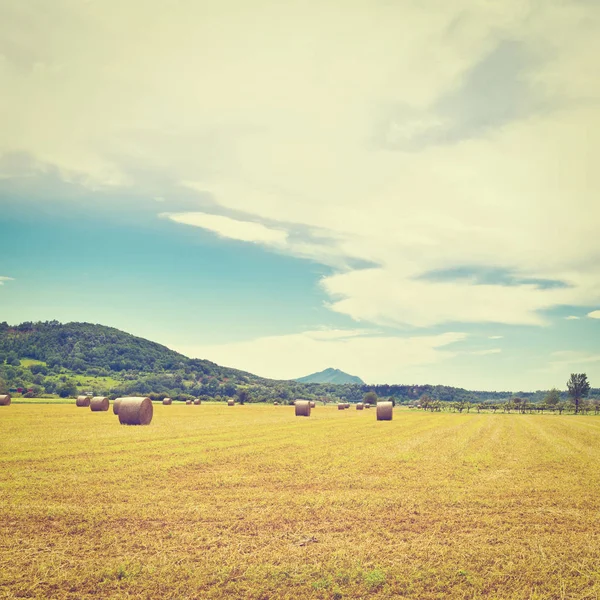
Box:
[294,367,365,385]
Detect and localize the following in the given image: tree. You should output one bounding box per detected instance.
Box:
[544,388,561,407]
[567,373,590,414]
[419,394,433,410]
[6,352,20,367]
[57,380,77,398]
[363,391,378,405]
[237,388,249,405]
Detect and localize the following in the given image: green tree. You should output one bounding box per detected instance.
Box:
[57,380,77,398]
[567,373,590,414]
[6,352,20,367]
[363,391,378,405]
[419,394,432,410]
[237,388,249,405]
[544,388,561,407]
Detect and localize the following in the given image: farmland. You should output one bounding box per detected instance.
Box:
[1,405,599,599]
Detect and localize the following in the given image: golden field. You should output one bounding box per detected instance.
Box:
[0,404,599,599]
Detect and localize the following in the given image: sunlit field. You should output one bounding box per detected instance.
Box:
[1,404,599,599]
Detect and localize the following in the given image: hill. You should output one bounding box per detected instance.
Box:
[0,321,260,399]
[0,320,590,406]
[295,367,365,384]
[0,321,251,379]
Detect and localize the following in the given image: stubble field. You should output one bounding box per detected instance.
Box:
[0,404,599,599]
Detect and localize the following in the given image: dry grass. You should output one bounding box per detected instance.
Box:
[1,406,599,599]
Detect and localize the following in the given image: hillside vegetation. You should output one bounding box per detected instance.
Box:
[0,321,596,405]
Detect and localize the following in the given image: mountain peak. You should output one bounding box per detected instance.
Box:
[294,367,364,384]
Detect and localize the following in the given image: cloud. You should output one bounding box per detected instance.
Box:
[174,329,467,383]
[550,350,600,367]
[488,335,504,339]
[1,1,600,329]
[587,310,600,319]
[0,276,14,285]
[164,212,288,247]
[470,348,502,356]
[565,315,580,320]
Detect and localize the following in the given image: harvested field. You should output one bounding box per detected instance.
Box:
[1,405,599,599]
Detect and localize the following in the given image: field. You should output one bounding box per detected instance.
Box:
[1,405,599,599]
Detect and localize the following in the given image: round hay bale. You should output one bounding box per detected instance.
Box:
[344,403,350,409]
[76,396,91,407]
[90,396,109,412]
[185,399,192,405]
[193,398,201,405]
[309,401,316,408]
[337,403,345,410]
[365,403,371,408]
[117,397,153,426]
[295,400,311,417]
[356,402,364,410]
[113,398,122,415]
[228,399,235,406]
[162,397,172,405]
[0,394,11,406]
[376,401,393,421]
[274,401,279,406]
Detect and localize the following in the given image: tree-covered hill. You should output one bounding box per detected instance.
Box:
[0,321,251,378]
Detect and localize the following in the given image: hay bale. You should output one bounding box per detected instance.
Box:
[117,397,153,425]
[365,403,371,408]
[344,403,350,409]
[309,401,316,408]
[0,394,11,406]
[376,401,393,421]
[228,399,235,406]
[113,398,122,415]
[90,396,109,412]
[338,403,345,410]
[193,398,201,405]
[76,396,91,407]
[185,399,192,405]
[274,401,279,406]
[163,397,172,405]
[356,402,364,410]
[295,400,311,417]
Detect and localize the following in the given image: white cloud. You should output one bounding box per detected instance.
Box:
[0,276,14,285]
[164,212,288,247]
[488,335,504,339]
[587,310,600,319]
[550,350,600,367]
[565,315,580,320]
[2,1,600,328]
[174,329,467,383]
[470,348,502,356]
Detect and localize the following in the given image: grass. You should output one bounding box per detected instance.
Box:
[1,405,599,599]
[18,358,47,368]
[41,373,124,391]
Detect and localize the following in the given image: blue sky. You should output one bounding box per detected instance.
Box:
[1,0,600,391]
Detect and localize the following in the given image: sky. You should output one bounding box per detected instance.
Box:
[1,0,600,391]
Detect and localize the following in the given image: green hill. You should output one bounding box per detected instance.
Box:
[0,321,252,377]
[0,321,258,399]
[0,320,584,406]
